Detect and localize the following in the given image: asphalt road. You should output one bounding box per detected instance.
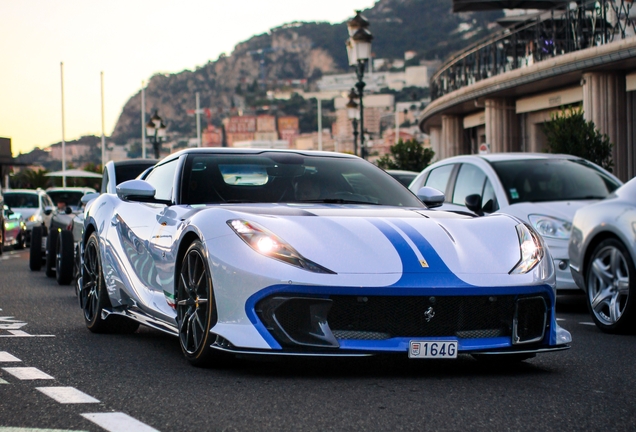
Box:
[1,248,635,432]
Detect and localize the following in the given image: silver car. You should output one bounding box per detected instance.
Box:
[569,177,636,333]
[409,153,622,291]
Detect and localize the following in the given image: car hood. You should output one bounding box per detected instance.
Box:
[11,208,37,219]
[497,200,598,223]
[200,205,524,278]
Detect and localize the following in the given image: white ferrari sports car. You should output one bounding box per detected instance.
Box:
[79,148,571,366]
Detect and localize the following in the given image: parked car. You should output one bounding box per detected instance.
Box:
[54,160,157,287]
[38,187,97,283]
[78,148,571,367]
[2,205,27,250]
[3,189,54,245]
[409,153,622,291]
[0,189,4,256]
[569,176,636,333]
[385,170,419,187]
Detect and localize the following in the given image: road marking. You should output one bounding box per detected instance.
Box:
[556,318,565,321]
[0,428,88,431]
[81,413,159,432]
[0,330,55,338]
[0,378,8,384]
[0,352,21,362]
[580,322,596,326]
[36,387,100,404]
[1,367,54,380]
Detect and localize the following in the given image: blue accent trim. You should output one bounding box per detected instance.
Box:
[338,336,511,352]
[245,283,556,351]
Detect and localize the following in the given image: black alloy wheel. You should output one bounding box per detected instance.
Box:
[176,241,226,367]
[586,238,636,334]
[45,229,58,278]
[56,230,74,285]
[80,232,139,334]
[29,226,43,271]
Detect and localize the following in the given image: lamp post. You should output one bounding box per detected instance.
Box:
[346,10,373,159]
[146,111,167,159]
[346,88,360,156]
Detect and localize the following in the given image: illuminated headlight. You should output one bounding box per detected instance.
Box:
[528,214,572,239]
[28,214,42,223]
[510,223,545,274]
[227,219,335,274]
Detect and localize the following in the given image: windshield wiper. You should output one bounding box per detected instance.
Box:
[298,199,380,205]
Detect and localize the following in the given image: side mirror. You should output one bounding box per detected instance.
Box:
[65,206,73,214]
[44,206,53,216]
[116,179,156,201]
[81,192,99,204]
[416,187,445,208]
[465,194,484,216]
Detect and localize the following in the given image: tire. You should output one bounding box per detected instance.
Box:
[56,230,74,285]
[176,241,228,367]
[14,231,26,250]
[45,229,59,278]
[585,238,636,334]
[80,232,139,334]
[29,226,43,271]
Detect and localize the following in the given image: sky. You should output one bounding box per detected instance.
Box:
[0,0,375,156]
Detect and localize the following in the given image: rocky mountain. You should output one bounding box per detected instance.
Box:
[111,0,503,144]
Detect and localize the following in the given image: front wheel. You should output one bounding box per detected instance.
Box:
[56,230,74,285]
[29,226,43,271]
[80,232,139,334]
[45,229,58,278]
[586,238,636,333]
[176,241,228,367]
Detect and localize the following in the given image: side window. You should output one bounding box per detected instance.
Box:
[145,159,179,202]
[424,164,454,196]
[481,180,499,213]
[452,164,487,206]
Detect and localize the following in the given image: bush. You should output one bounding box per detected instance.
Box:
[376,138,435,172]
[544,107,613,171]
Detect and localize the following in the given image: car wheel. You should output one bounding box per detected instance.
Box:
[45,229,58,278]
[585,238,636,333]
[80,232,139,334]
[177,241,227,367]
[29,226,43,271]
[56,230,74,285]
[15,231,26,250]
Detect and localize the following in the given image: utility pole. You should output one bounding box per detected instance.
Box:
[141,81,146,159]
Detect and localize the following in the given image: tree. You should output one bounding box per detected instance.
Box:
[11,168,50,189]
[376,138,435,172]
[544,107,613,171]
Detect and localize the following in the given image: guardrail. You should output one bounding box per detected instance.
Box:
[431,0,636,100]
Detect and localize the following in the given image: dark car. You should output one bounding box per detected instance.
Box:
[52,159,157,286]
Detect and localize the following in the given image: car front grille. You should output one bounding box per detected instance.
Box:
[256,293,551,348]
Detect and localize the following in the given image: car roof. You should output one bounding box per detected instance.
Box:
[386,169,419,175]
[46,187,96,193]
[3,189,46,195]
[438,153,582,163]
[158,147,358,164]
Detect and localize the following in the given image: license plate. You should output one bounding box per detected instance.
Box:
[409,340,458,359]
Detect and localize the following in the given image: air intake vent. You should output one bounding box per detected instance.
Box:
[513,296,547,344]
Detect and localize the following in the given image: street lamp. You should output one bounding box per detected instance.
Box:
[346,10,373,159]
[146,110,167,159]
[346,88,360,156]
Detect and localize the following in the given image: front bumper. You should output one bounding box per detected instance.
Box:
[214,284,571,357]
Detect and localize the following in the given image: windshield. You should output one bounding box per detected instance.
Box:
[47,191,86,210]
[182,153,425,207]
[4,192,39,208]
[491,159,621,204]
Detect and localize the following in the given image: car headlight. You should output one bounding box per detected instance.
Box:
[27,214,42,223]
[228,219,335,274]
[528,214,572,239]
[510,223,545,274]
